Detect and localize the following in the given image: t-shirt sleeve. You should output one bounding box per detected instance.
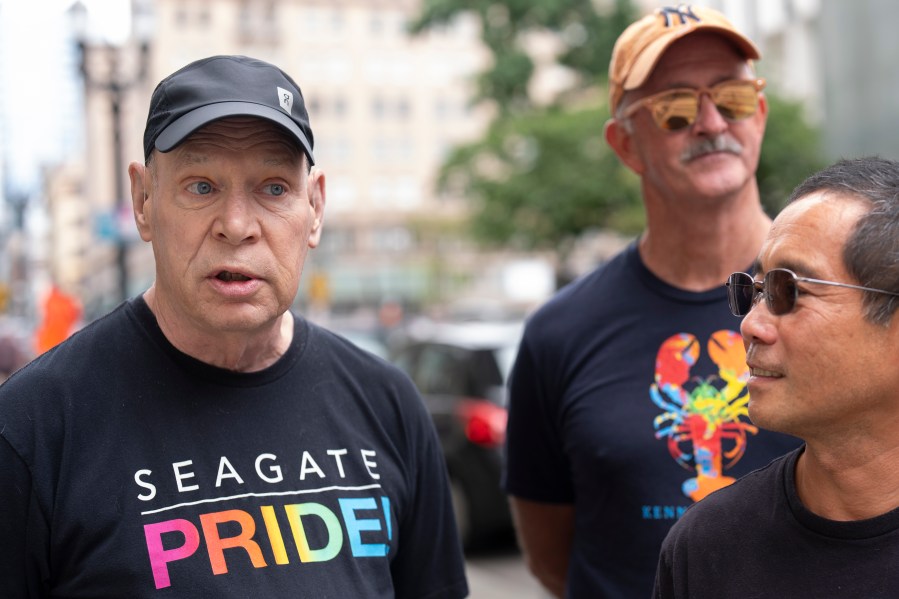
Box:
[0,433,50,597]
[503,325,574,502]
[652,526,679,599]
[389,375,469,599]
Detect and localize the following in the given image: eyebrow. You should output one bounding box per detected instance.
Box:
[173,151,209,171]
[752,259,825,280]
[261,154,300,168]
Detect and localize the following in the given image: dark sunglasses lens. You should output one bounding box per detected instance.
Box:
[654,92,698,130]
[712,82,759,120]
[726,273,755,316]
[766,269,796,315]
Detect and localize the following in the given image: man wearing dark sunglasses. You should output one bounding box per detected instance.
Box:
[655,156,899,597]
[504,5,801,598]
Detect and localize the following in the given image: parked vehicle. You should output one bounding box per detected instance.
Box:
[389,319,523,550]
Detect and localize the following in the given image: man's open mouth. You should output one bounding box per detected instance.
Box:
[216,271,252,282]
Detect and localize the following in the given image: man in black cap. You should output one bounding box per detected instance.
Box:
[0,55,468,598]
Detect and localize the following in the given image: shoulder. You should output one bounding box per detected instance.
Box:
[1,302,135,393]
[306,321,410,384]
[525,245,634,338]
[302,320,425,421]
[668,449,796,540]
[0,301,142,443]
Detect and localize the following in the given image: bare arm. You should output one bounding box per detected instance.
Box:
[509,496,575,598]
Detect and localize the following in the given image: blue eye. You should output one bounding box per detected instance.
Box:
[188,181,213,195]
[265,184,285,196]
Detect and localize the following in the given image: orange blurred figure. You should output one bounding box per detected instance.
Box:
[35,286,81,354]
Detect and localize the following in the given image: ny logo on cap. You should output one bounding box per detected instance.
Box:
[658,5,700,27]
[277,86,293,114]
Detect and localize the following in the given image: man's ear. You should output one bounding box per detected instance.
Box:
[604,118,645,175]
[129,161,153,242]
[307,167,326,248]
[754,92,769,137]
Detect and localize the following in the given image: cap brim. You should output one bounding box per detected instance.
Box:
[624,26,761,92]
[154,101,315,165]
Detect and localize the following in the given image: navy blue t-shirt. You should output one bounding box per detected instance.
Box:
[0,297,468,598]
[504,242,801,598]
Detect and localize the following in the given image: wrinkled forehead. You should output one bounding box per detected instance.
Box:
[191,116,302,148]
[167,117,305,163]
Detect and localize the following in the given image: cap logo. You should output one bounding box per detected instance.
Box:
[658,5,700,27]
[276,86,293,114]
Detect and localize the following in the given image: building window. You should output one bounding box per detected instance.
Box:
[371,97,386,119]
[325,176,358,211]
[333,96,347,116]
[307,96,321,116]
[372,226,414,252]
[396,98,411,119]
[371,139,390,162]
[238,0,280,44]
[369,13,383,35]
[395,177,420,208]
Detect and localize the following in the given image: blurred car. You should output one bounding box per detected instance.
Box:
[389,319,523,550]
[335,329,389,360]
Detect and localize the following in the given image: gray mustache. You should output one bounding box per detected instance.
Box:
[681,135,743,162]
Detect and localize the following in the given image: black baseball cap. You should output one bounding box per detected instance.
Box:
[143,55,314,164]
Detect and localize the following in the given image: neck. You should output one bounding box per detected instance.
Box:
[796,440,899,521]
[639,182,770,291]
[143,287,294,372]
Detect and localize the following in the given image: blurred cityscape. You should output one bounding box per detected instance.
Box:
[2,0,898,359]
[2,0,899,593]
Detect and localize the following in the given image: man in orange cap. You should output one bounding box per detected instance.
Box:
[504,5,800,597]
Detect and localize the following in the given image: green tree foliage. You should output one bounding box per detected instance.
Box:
[408,0,639,113]
[435,104,643,254]
[410,0,826,254]
[757,94,828,215]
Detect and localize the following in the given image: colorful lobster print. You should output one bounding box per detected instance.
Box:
[650,330,758,501]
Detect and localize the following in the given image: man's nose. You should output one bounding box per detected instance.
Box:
[213,191,261,244]
[690,93,729,136]
[740,300,778,347]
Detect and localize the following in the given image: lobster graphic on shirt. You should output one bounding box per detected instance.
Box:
[650,330,758,501]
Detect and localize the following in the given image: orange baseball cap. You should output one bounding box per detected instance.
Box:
[608,5,760,114]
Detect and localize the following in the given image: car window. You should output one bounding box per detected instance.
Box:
[416,345,467,395]
[392,345,419,379]
[467,349,503,397]
[494,344,518,383]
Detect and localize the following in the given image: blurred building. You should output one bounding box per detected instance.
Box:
[33,0,899,323]
[44,162,90,297]
[0,1,86,321]
[694,0,899,162]
[787,0,899,161]
[0,1,7,274]
[62,0,545,320]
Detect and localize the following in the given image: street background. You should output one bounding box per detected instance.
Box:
[2,1,899,595]
[466,542,546,599]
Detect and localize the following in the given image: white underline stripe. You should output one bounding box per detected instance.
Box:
[140,483,383,516]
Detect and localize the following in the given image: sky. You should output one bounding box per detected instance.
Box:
[0,0,129,192]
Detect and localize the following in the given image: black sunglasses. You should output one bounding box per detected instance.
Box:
[726,268,899,316]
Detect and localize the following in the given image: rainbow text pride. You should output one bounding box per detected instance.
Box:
[144,496,392,589]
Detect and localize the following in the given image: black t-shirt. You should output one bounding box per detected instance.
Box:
[0,297,468,598]
[655,447,899,598]
[504,242,801,598]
